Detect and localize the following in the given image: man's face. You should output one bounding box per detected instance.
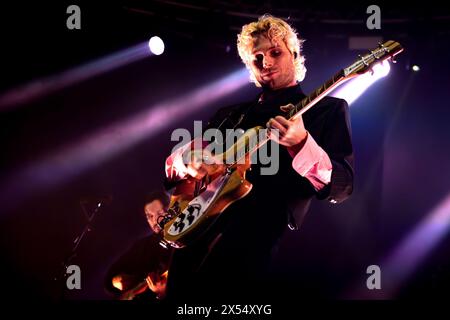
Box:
[144,199,166,234]
[249,34,297,90]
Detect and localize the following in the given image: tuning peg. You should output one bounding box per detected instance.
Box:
[358,54,369,66]
[378,42,388,52]
[371,50,379,59]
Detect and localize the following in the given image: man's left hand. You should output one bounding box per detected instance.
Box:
[266,115,308,148]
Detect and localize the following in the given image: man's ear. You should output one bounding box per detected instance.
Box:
[293,52,298,59]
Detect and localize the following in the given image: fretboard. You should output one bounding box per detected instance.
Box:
[288,69,346,119]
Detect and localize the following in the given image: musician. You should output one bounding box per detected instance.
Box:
[164,14,354,301]
[104,190,172,300]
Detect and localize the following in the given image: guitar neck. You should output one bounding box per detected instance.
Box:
[288,69,348,119]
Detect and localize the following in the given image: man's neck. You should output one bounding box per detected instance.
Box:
[259,83,299,102]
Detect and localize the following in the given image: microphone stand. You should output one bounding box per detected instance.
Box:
[54,197,111,300]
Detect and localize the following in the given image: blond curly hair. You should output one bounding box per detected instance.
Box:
[237,14,307,86]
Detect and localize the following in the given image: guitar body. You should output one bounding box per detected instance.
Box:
[162,126,262,248]
[163,165,252,248]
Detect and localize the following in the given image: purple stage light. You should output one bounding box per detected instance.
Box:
[0,68,249,213]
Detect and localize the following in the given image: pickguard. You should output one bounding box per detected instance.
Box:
[167,173,230,236]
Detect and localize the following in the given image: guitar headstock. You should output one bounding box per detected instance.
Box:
[344,40,404,77]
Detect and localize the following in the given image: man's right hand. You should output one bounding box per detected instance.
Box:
[184,149,224,180]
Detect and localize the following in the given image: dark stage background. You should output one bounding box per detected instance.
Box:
[1,0,450,301]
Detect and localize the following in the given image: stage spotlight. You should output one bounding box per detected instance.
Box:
[149,36,165,55]
[412,65,420,72]
[372,60,391,77]
[330,60,391,105]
